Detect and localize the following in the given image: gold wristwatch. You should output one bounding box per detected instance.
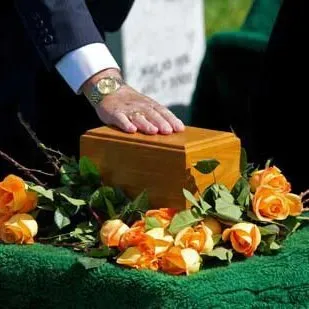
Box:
[86,76,124,106]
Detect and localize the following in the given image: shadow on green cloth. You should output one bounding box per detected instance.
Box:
[190,0,282,157]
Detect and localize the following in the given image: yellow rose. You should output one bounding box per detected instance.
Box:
[253,186,290,221]
[174,223,214,254]
[160,246,201,275]
[0,213,38,244]
[100,219,129,247]
[222,223,261,257]
[0,175,37,215]
[286,193,303,216]
[249,166,291,193]
[202,216,222,235]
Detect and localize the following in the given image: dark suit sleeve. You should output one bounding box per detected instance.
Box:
[14,0,105,69]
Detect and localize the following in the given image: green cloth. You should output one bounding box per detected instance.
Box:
[1,226,309,309]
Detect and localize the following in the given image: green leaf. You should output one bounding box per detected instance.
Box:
[183,189,199,208]
[199,195,212,213]
[77,257,106,270]
[168,208,203,235]
[60,161,80,186]
[270,241,281,250]
[60,193,86,207]
[231,177,250,207]
[37,204,55,211]
[297,216,309,221]
[212,234,222,246]
[194,159,220,174]
[145,216,162,231]
[282,216,300,230]
[218,186,235,204]
[72,222,96,236]
[258,235,278,254]
[215,198,242,220]
[202,184,220,206]
[247,210,260,221]
[104,197,117,219]
[265,158,273,169]
[30,185,54,201]
[208,210,243,223]
[131,190,149,212]
[258,224,280,236]
[240,147,248,175]
[282,216,303,236]
[90,187,108,209]
[86,246,118,258]
[79,156,101,184]
[207,247,233,262]
[54,208,71,230]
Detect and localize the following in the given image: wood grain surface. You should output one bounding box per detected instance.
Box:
[80,126,241,209]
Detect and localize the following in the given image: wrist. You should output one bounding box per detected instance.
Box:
[82,68,123,97]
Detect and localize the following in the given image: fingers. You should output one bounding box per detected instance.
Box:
[129,113,159,135]
[111,113,137,133]
[153,105,185,132]
[144,109,173,135]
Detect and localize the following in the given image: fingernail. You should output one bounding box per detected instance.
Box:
[162,125,173,134]
[127,125,137,133]
[174,120,185,132]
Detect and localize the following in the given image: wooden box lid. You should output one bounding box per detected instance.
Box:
[80,126,241,209]
[82,126,236,150]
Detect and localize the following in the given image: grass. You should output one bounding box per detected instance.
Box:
[205,0,253,37]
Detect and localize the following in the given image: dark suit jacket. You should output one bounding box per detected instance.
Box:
[0,0,134,177]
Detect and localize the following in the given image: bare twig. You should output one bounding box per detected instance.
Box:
[17,112,62,173]
[23,168,55,177]
[301,189,309,207]
[0,149,46,187]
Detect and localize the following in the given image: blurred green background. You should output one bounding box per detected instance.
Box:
[205,0,253,37]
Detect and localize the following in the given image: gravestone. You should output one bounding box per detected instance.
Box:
[106,0,206,123]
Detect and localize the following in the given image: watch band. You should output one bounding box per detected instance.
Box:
[86,76,124,106]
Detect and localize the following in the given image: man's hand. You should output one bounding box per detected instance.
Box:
[82,69,185,135]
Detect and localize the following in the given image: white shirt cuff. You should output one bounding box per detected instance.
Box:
[55,43,120,94]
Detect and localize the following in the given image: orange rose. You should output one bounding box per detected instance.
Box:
[144,208,178,228]
[0,213,38,244]
[174,223,214,254]
[0,214,12,227]
[222,223,261,257]
[253,186,290,221]
[286,193,303,216]
[160,246,201,275]
[249,170,264,192]
[119,224,146,250]
[145,227,174,256]
[0,175,37,215]
[249,166,291,193]
[117,235,158,271]
[100,219,129,247]
[116,247,159,271]
[202,216,222,235]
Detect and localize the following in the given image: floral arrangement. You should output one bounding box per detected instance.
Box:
[0,120,308,275]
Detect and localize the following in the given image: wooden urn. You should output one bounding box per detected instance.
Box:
[80,126,241,209]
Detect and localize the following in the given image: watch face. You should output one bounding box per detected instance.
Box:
[97,78,119,95]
